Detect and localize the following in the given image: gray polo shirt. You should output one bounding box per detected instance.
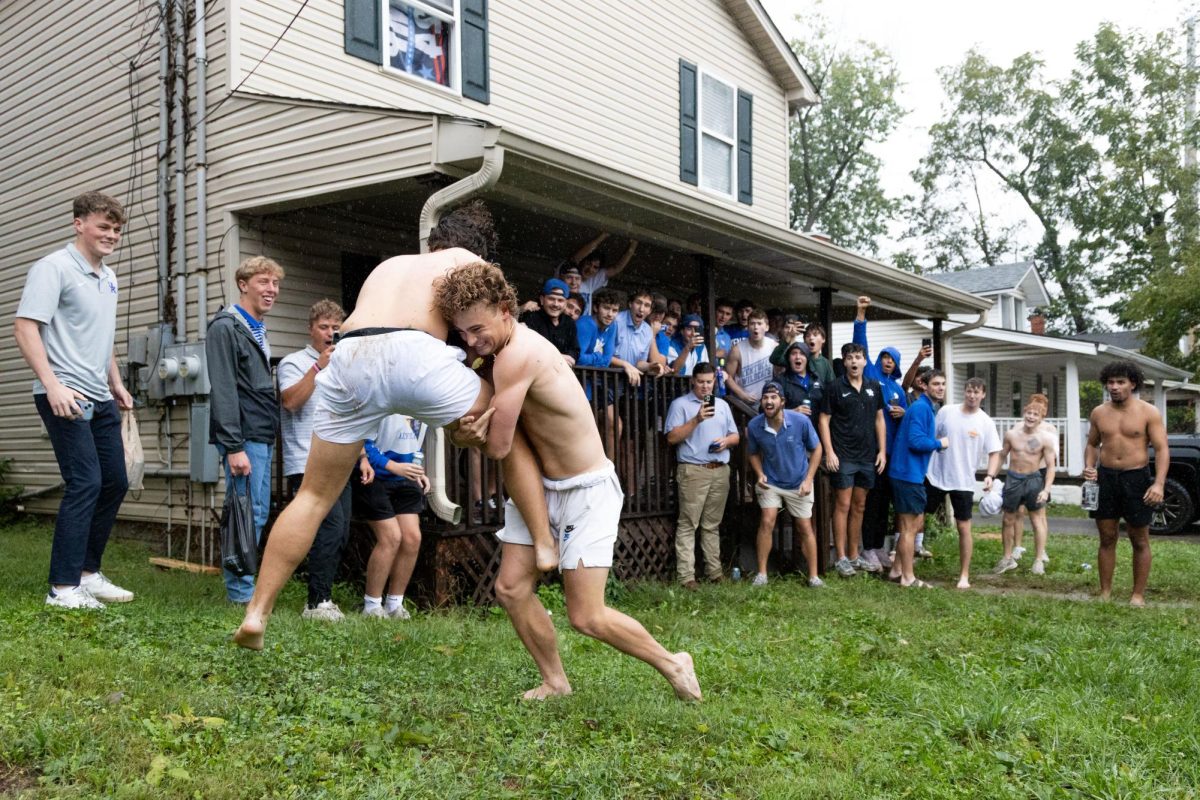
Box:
[16,243,118,400]
[277,345,319,476]
[665,391,738,465]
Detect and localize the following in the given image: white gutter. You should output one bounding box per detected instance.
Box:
[941,308,990,342]
[417,136,505,525]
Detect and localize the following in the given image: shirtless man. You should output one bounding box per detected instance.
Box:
[435,261,701,702]
[233,247,552,649]
[994,398,1057,576]
[1083,360,1169,606]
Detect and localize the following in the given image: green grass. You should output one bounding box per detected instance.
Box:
[3,517,1200,799]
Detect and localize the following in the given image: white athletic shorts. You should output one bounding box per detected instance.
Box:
[496,460,622,570]
[755,482,815,519]
[312,329,481,444]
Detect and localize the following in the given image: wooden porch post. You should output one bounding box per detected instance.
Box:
[695,254,716,342]
[1065,356,1083,476]
[1152,381,1167,418]
[932,318,944,370]
[817,287,833,360]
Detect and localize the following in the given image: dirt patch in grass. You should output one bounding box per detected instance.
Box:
[0,762,39,794]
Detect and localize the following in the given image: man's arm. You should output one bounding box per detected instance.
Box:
[853,296,870,351]
[748,451,768,487]
[14,317,83,418]
[818,412,838,471]
[482,346,538,461]
[1147,406,1170,505]
[901,345,931,393]
[1041,437,1058,495]
[801,441,823,494]
[605,240,638,279]
[1082,409,1103,480]
[874,408,888,472]
[983,449,1002,492]
[107,354,133,410]
[665,399,712,446]
[570,231,609,265]
[723,344,752,402]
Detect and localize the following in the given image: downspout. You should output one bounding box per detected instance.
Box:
[939,308,989,403]
[156,0,170,320]
[194,0,208,339]
[172,0,187,336]
[418,138,505,525]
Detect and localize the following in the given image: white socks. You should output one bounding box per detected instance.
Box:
[363,594,382,612]
[384,594,404,614]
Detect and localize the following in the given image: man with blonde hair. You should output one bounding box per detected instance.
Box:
[207,255,285,603]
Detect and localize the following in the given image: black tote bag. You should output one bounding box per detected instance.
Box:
[220,477,258,576]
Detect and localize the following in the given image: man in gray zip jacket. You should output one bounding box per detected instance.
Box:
[206,256,284,602]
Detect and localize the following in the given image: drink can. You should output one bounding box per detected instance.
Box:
[412,451,425,469]
[731,566,741,582]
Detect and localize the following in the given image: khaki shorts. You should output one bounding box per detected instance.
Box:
[497,461,622,570]
[755,482,815,519]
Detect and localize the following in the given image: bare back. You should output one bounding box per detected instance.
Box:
[1005,424,1055,473]
[495,325,608,479]
[1089,399,1158,470]
[342,248,483,340]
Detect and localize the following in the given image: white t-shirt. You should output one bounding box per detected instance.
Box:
[278,345,320,476]
[927,405,1002,491]
[578,269,609,316]
[732,336,778,401]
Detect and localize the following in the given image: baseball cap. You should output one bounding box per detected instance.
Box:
[761,380,785,398]
[559,264,582,278]
[542,278,569,297]
[681,313,704,329]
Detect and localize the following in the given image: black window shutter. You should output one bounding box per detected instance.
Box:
[461,0,490,104]
[344,0,382,64]
[679,60,698,185]
[737,89,753,204]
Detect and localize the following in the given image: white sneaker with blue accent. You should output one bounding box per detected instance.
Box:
[46,585,105,610]
[79,572,133,603]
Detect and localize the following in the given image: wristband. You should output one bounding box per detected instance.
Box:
[311,362,322,373]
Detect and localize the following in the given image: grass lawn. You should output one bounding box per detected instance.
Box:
[3,517,1200,799]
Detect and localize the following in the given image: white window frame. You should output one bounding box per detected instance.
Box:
[381,0,461,96]
[696,66,739,199]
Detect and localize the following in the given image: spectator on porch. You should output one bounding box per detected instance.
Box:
[713,297,736,360]
[278,299,354,622]
[685,293,703,316]
[612,287,667,378]
[746,381,824,587]
[564,292,585,321]
[520,278,579,365]
[667,297,684,319]
[560,231,638,315]
[724,299,755,343]
[778,340,824,415]
[667,314,709,376]
[803,322,837,386]
[725,309,777,404]
[769,312,805,367]
[665,363,739,589]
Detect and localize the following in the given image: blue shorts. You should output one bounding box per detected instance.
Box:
[831,460,876,490]
[890,477,927,516]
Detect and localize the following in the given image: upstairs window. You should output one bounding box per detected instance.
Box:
[679,61,753,204]
[699,73,736,195]
[387,0,454,88]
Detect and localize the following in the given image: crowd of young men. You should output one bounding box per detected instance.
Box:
[16,198,1166,708]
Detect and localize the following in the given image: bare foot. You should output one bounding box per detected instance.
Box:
[233,616,265,651]
[521,681,572,701]
[1130,594,1146,607]
[535,541,560,574]
[666,652,702,702]
[956,578,971,590]
[1099,591,1112,602]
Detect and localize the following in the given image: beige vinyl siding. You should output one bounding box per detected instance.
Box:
[230,0,791,226]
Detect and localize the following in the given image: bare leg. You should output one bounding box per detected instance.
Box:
[1029,507,1049,564]
[794,518,818,579]
[847,487,868,561]
[387,514,422,597]
[494,543,571,699]
[235,436,363,649]
[833,488,851,561]
[1127,524,1152,606]
[895,512,920,585]
[1096,518,1120,601]
[956,519,972,589]
[502,428,556,573]
[1000,512,1019,560]
[1014,508,1026,553]
[364,517,401,599]
[755,506,778,576]
[562,564,701,701]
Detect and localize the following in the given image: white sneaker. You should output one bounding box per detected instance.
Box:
[993,557,1018,575]
[751,573,768,586]
[79,572,134,603]
[45,585,105,610]
[387,605,412,620]
[807,576,825,588]
[301,600,345,622]
[362,605,386,618]
[1031,559,1046,576]
[1012,546,1026,561]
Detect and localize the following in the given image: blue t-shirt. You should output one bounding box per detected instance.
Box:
[575,314,615,367]
[746,410,821,489]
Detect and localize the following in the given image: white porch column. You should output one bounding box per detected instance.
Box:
[943,335,955,402]
[1065,357,1083,476]
[1152,381,1167,418]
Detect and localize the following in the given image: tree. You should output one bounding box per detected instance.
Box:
[910,24,1197,336]
[788,16,904,255]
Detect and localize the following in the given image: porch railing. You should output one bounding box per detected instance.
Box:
[990,417,1087,476]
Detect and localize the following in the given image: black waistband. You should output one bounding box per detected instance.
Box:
[335,327,416,342]
[1098,464,1151,476]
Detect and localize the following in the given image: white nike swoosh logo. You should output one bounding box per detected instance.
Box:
[842,392,852,397]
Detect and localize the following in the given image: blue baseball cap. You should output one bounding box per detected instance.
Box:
[761,380,785,398]
[681,313,704,328]
[542,278,569,297]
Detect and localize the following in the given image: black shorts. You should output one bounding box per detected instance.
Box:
[890,478,927,516]
[1091,465,1153,527]
[831,460,876,490]
[352,472,425,520]
[1002,470,1046,513]
[925,482,974,521]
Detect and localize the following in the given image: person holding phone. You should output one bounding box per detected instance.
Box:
[14,192,135,609]
[665,363,740,589]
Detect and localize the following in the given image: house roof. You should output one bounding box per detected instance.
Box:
[1069,330,1146,352]
[926,261,1051,307]
[726,1,820,109]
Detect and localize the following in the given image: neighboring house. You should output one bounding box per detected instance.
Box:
[0,0,988,542]
[832,263,1193,475]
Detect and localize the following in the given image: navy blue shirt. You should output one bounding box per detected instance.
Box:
[746,410,821,489]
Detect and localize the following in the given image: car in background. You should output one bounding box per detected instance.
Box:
[1150,434,1200,535]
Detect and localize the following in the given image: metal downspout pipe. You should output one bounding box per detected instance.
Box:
[172,0,187,341]
[417,140,505,524]
[156,0,170,320]
[194,0,208,339]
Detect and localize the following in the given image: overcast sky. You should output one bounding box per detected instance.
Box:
[759,0,1193,260]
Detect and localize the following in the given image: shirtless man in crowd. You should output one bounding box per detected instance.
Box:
[233,245,553,650]
[994,397,1057,577]
[436,261,701,702]
[1083,360,1169,606]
